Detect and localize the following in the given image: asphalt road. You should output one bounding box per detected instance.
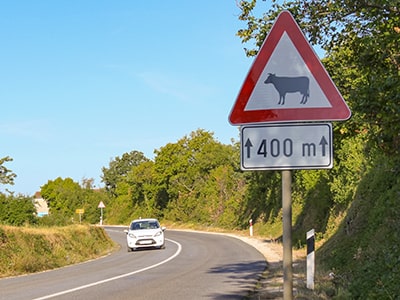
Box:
[0,227,267,300]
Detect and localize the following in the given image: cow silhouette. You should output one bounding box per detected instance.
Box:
[264,73,309,105]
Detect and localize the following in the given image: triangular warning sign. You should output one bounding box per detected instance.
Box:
[229,10,351,125]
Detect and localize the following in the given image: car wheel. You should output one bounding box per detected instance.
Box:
[127,247,134,252]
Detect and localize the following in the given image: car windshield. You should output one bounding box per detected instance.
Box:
[130,220,159,230]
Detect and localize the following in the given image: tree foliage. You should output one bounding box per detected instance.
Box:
[41,178,83,215]
[0,156,16,186]
[154,129,244,226]
[0,193,36,226]
[236,1,400,297]
[0,157,34,226]
[103,129,247,228]
[101,151,149,197]
[237,0,400,154]
[40,177,107,225]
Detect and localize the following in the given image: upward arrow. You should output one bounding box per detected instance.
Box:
[319,136,328,156]
[244,139,253,158]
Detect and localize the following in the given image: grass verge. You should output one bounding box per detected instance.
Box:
[0,224,117,278]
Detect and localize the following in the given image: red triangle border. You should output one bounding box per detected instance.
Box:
[229,10,351,125]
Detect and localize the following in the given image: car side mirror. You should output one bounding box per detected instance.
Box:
[161,226,166,231]
[123,229,129,234]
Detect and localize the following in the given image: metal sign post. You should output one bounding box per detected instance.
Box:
[239,123,332,299]
[282,170,293,299]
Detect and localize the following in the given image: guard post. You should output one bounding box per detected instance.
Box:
[307,229,315,290]
[98,201,106,225]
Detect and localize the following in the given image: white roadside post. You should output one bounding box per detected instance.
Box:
[98,201,106,225]
[307,229,315,290]
[249,219,253,236]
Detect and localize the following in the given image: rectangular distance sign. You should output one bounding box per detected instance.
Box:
[241,123,333,170]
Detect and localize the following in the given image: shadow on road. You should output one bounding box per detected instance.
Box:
[206,260,267,299]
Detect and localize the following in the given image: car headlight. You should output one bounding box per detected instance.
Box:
[128,233,137,238]
[154,230,163,237]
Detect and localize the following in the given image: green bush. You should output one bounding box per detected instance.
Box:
[0,193,36,226]
[317,155,400,299]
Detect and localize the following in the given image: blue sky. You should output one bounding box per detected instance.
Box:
[1,1,267,195]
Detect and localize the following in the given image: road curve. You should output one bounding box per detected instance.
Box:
[0,227,267,300]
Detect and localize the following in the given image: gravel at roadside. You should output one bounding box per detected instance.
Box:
[224,233,308,299]
[229,234,283,265]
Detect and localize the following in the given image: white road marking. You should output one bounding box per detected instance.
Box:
[33,238,182,300]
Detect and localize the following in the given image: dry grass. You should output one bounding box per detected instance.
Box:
[0,225,117,278]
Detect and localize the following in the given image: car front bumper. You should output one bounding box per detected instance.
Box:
[127,236,164,249]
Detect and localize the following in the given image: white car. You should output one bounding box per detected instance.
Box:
[124,218,166,252]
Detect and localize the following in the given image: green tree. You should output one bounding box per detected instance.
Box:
[126,161,159,217]
[236,2,400,297]
[40,177,110,225]
[0,193,36,226]
[101,151,149,197]
[41,177,83,224]
[237,0,400,154]
[0,156,16,186]
[154,129,241,224]
[105,160,160,223]
[243,170,281,225]
[199,165,247,228]
[80,178,110,224]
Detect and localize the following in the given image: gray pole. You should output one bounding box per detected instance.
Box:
[282,170,293,299]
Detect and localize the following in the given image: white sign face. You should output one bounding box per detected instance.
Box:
[245,32,332,111]
[241,123,333,170]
